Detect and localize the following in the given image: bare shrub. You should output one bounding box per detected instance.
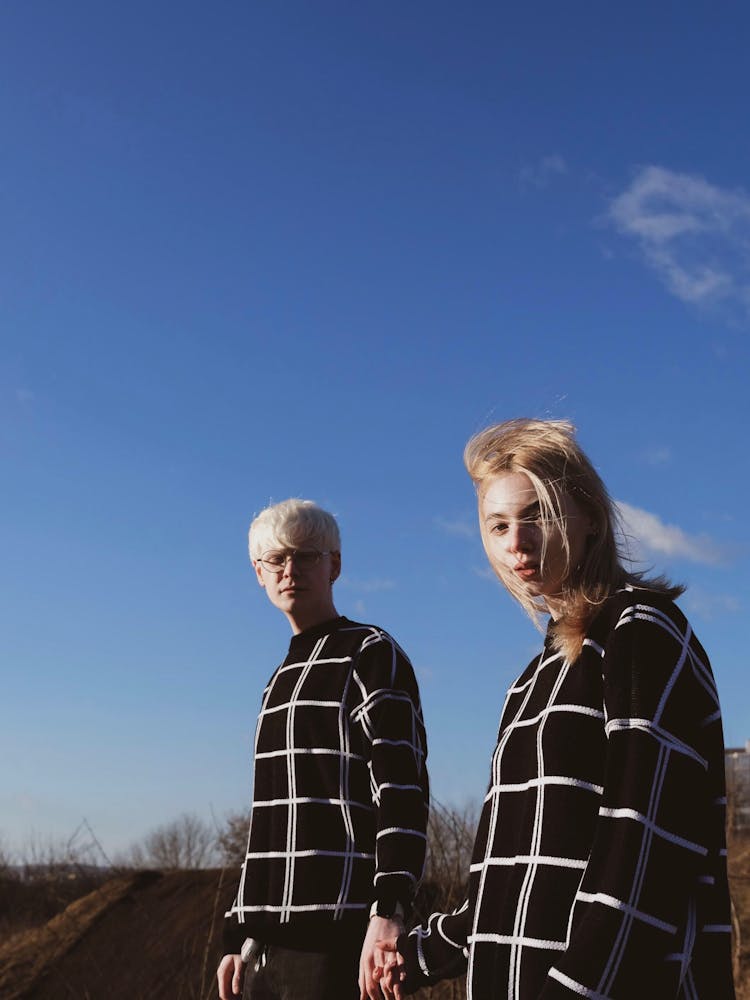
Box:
[0,836,13,875]
[1,823,112,938]
[20,828,101,877]
[127,813,217,871]
[215,810,251,867]
[407,799,477,1000]
[414,799,477,921]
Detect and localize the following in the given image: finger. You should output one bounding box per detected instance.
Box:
[388,962,406,1000]
[232,961,243,996]
[360,963,373,1000]
[217,968,229,1000]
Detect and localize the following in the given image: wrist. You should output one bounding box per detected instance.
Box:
[369,899,405,922]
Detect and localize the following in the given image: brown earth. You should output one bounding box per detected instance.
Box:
[730,835,750,1000]
[0,869,236,1000]
[1,852,748,1000]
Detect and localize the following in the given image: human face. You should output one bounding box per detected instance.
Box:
[253,544,341,633]
[478,471,593,618]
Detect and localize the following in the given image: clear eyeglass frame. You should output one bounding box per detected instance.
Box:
[257,549,331,573]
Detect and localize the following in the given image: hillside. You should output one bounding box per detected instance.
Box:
[1,853,748,1000]
[0,869,234,1000]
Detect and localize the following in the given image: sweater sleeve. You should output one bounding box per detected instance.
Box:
[539,599,731,998]
[350,630,429,915]
[396,900,470,993]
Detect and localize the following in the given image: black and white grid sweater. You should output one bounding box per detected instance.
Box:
[224,616,429,953]
[399,589,734,998]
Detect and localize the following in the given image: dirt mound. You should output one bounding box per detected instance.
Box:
[0,869,237,1000]
[2,855,748,999]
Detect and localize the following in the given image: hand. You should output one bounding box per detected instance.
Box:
[359,917,404,1000]
[372,935,406,1000]
[217,954,244,999]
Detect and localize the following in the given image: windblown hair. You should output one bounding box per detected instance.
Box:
[464,419,682,661]
[248,499,341,561]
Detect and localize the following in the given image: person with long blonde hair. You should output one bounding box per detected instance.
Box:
[378,419,733,999]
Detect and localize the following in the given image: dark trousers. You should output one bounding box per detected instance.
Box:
[241,942,360,1000]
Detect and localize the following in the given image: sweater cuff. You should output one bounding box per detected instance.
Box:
[373,874,415,921]
[222,917,247,955]
[395,931,430,995]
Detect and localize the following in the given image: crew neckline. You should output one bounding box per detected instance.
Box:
[289,615,350,645]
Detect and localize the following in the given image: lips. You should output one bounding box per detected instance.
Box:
[513,563,539,580]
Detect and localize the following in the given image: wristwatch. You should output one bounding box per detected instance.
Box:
[369,899,405,921]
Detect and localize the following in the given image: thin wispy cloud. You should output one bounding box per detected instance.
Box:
[519,153,567,190]
[642,446,672,467]
[338,576,396,593]
[615,500,724,566]
[434,515,476,540]
[473,565,496,581]
[682,589,740,621]
[415,664,436,682]
[608,166,750,316]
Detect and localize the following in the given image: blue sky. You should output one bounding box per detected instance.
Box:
[2,2,749,857]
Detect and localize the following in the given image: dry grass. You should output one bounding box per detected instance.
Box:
[0,832,747,998]
[729,833,750,998]
[0,873,157,1000]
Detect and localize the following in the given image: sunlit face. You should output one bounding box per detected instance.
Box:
[253,543,341,633]
[478,471,593,617]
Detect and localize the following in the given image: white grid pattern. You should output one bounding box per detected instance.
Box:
[400,590,733,998]
[224,618,428,952]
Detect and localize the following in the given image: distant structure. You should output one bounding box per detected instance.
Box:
[725,740,750,833]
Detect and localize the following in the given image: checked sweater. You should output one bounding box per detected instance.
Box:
[224,616,429,953]
[399,588,734,998]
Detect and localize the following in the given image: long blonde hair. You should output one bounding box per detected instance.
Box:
[464,419,682,661]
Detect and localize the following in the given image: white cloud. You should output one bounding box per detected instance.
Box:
[608,166,750,315]
[338,576,396,593]
[615,500,724,566]
[434,515,476,540]
[519,154,567,190]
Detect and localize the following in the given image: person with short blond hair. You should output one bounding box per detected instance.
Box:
[378,420,733,999]
[217,499,429,1000]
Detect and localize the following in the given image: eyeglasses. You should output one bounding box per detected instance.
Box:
[257,549,331,573]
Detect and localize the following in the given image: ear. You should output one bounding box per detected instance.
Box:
[252,560,266,589]
[329,551,341,584]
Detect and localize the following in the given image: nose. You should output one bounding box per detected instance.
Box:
[281,552,301,577]
[507,521,534,555]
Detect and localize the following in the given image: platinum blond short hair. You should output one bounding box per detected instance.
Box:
[248,499,341,561]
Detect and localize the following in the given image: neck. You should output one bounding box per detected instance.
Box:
[286,601,340,635]
[544,595,565,621]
